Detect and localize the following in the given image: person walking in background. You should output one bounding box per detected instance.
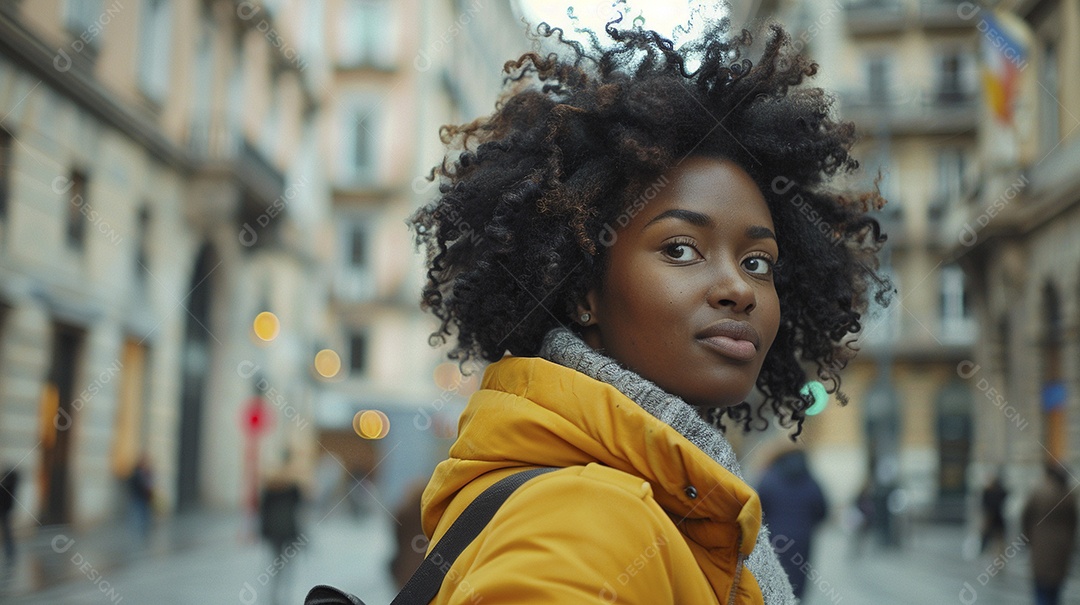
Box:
[259,465,304,605]
[389,481,427,590]
[758,448,828,600]
[1022,461,1078,605]
[980,472,1008,556]
[849,479,876,557]
[0,466,20,565]
[127,455,154,543]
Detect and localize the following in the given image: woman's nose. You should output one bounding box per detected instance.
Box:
[708,261,756,314]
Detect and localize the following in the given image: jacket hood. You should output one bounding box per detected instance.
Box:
[421,356,762,555]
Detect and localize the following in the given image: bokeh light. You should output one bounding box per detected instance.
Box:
[353,409,390,439]
[314,349,342,378]
[252,311,280,342]
[433,361,463,391]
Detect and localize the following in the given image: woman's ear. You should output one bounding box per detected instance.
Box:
[574,289,601,327]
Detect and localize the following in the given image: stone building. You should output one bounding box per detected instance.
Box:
[944,0,1080,498]
[758,0,982,521]
[0,0,334,526]
[307,0,527,509]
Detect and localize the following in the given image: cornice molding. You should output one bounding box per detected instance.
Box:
[0,9,192,171]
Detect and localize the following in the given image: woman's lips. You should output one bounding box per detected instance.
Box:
[695,319,761,362]
[698,334,758,361]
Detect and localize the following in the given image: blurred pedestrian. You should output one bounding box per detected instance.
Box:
[389,481,427,590]
[852,480,876,554]
[259,466,304,605]
[0,466,20,565]
[127,454,154,542]
[979,472,1008,556]
[1022,461,1077,605]
[758,448,828,599]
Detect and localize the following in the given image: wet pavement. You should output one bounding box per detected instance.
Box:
[2,509,1078,604]
[1,507,397,604]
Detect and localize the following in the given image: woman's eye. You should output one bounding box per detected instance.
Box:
[743,256,773,276]
[663,243,702,262]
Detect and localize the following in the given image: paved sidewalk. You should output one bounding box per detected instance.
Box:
[803,520,1080,605]
[3,510,1079,604]
[1,508,397,605]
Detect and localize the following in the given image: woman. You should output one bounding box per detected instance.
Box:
[410,14,888,605]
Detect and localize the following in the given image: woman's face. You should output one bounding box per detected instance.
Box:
[580,156,781,408]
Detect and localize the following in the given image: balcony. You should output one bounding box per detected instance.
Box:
[187,119,285,208]
[845,0,907,34]
[839,88,979,135]
[918,0,974,29]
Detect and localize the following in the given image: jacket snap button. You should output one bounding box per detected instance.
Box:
[684,485,698,499]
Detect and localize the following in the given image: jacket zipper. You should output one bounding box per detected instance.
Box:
[726,533,745,605]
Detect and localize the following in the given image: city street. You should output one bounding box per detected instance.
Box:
[2,1,1080,604]
[0,508,398,605]
[3,507,1079,604]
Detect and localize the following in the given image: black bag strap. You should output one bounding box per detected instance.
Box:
[305,466,557,605]
[392,466,557,604]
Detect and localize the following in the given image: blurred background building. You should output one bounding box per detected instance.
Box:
[0,0,1075,600]
[1,0,1080,601]
[943,0,1080,513]
[769,0,982,524]
[0,0,524,537]
[0,0,336,526]
[313,0,524,509]
[769,0,1080,540]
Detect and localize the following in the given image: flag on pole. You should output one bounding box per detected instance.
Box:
[979,10,1030,125]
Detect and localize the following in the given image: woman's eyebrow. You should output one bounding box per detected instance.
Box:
[746,225,776,241]
[643,208,713,229]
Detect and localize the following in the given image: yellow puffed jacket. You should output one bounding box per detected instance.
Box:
[421,356,765,604]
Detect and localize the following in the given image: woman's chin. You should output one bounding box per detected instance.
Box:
[682,390,752,410]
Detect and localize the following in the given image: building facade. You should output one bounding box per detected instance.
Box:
[311,0,527,509]
[762,0,981,522]
[945,0,1080,505]
[0,0,334,527]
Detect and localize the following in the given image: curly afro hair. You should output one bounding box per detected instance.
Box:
[410,15,891,436]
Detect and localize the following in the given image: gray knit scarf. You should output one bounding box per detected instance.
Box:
[538,327,797,605]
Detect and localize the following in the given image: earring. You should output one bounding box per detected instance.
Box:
[578,312,592,325]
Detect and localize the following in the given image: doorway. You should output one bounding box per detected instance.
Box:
[175,245,218,511]
[38,323,85,526]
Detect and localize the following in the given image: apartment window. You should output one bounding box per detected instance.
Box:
[347,106,378,183]
[339,0,394,68]
[191,13,214,140]
[866,56,892,104]
[227,38,246,149]
[65,0,102,38]
[931,147,965,218]
[0,128,11,220]
[936,51,967,104]
[1039,42,1060,152]
[260,74,284,160]
[349,225,367,268]
[65,170,88,249]
[135,206,151,280]
[940,265,974,341]
[138,0,173,103]
[336,220,375,300]
[348,331,368,374]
